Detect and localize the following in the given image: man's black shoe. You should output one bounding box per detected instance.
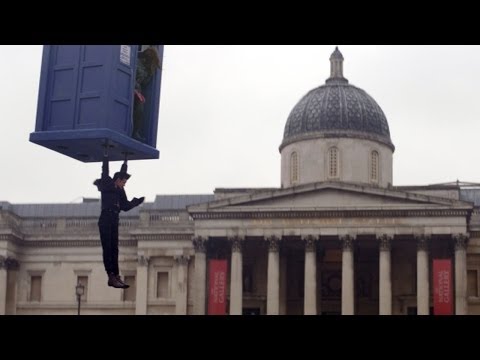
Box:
[116,275,130,289]
[108,273,129,289]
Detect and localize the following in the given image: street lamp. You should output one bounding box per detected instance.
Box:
[75,282,85,315]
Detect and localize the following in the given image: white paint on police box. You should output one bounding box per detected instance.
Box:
[120,45,131,66]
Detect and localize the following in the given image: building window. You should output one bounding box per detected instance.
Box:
[371,150,379,183]
[77,276,88,302]
[123,276,136,301]
[468,270,478,297]
[328,147,339,179]
[290,152,299,184]
[30,276,42,302]
[156,272,170,298]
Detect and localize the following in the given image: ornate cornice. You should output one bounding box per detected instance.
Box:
[414,234,430,251]
[192,236,207,253]
[340,235,355,251]
[190,209,469,220]
[453,234,469,251]
[302,235,318,252]
[135,234,192,241]
[138,254,149,266]
[174,255,190,265]
[377,234,393,251]
[0,233,24,245]
[229,236,244,253]
[0,256,19,270]
[266,236,281,252]
[19,240,136,247]
[5,257,19,270]
[279,130,395,152]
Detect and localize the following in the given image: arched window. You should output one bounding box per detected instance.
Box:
[290,152,299,184]
[328,147,339,179]
[371,151,379,183]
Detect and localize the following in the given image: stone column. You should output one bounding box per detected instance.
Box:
[416,235,430,315]
[454,234,468,315]
[316,248,324,315]
[4,257,19,315]
[135,254,149,315]
[0,256,6,315]
[229,237,244,315]
[340,235,355,315]
[193,236,208,315]
[266,236,281,315]
[303,235,317,315]
[175,255,190,315]
[378,234,392,315]
[279,247,287,315]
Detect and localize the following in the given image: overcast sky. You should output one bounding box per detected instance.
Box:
[1,45,480,204]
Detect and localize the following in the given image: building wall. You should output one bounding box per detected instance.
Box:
[1,202,479,315]
[281,138,393,188]
[0,204,196,315]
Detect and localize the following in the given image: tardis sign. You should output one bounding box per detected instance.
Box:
[29,45,163,162]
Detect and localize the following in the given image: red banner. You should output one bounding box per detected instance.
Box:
[433,259,453,315]
[208,259,228,315]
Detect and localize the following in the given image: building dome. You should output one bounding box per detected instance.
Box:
[280,47,394,152]
[280,47,394,188]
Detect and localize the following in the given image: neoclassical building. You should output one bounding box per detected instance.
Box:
[2,48,480,315]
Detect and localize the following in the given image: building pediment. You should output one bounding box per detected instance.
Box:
[188,181,473,216]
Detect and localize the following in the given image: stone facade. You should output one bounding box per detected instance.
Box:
[1,183,479,315]
[280,137,393,188]
[1,47,479,315]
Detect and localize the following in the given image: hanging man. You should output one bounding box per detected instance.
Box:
[93,152,145,288]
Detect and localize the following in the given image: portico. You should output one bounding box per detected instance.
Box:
[189,181,472,315]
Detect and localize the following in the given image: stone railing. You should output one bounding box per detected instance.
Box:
[66,219,98,228]
[148,211,192,225]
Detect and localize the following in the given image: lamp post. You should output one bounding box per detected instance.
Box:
[75,282,85,315]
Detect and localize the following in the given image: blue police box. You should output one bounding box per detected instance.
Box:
[29,45,163,162]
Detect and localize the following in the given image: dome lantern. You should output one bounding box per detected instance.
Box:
[327,46,348,84]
